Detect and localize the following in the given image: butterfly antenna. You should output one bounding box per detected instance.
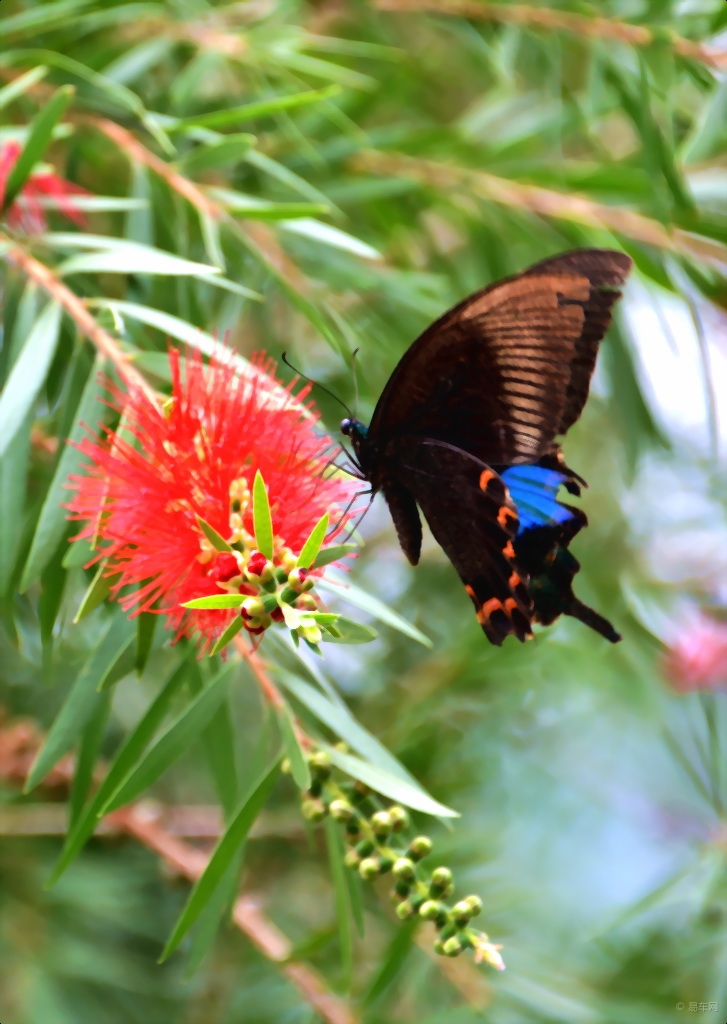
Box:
[281,351,353,418]
[351,347,360,417]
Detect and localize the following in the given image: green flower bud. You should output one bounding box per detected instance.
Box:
[241,596,265,619]
[430,866,453,892]
[350,781,370,803]
[343,850,361,869]
[334,741,349,753]
[388,805,409,832]
[396,900,415,920]
[355,839,375,858]
[308,751,331,778]
[394,880,411,898]
[378,856,394,875]
[288,567,314,593]
[296,593,318,611]
[464,894,483,917]
[281,758,292,775]
[370,810,392,836]
[452,900,473,923]
[419,900,442,921]
[329,799,355,822]
[442,936,463,957]
[407,836,432,861]
[393,857,416,881]
[359,857,380,880]
[433,938,447,955]
[301,798,327,822]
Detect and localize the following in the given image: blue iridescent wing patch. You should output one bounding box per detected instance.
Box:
[501,465,575,533]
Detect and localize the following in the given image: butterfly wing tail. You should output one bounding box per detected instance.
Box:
[567,598,621,643]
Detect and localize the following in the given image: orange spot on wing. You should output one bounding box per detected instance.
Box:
[465,584,476,600]
[479,468,497,492]
[508,572,522,589]
[497,505,518,529]
[476,597,503,624]
[503,541,515,559]
[503,598,518,615]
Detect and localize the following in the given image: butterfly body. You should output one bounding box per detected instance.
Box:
[342,249,632,645]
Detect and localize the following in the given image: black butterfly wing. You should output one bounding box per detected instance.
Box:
[368,249,632,465]
[383,439,532,645]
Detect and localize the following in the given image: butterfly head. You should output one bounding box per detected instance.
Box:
[340,417,368,442]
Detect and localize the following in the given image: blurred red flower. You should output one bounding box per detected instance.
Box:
[663,612,727,693]
[67,348,359,650]
[0,140,87,233]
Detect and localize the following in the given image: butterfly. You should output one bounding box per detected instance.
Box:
[340,248,633,646]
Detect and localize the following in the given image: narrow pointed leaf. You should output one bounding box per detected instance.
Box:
[25,614,136,792]
[182,594,245,610]
[49,659,190,884]
[160,758,280,961]
[277,704,311,790]
[297,512,329,569]
[321,745,459,819]
[252,470,273,559]
[2,85,74,211]
[316,574,431,647]
[74,563,119,622]
[0,302,62,459]
[210,615,245,655]
[196,515,233,553]
[313,543,357,568]
[21,360,106,591]
[102,662,236,812]
[172,86,340,130]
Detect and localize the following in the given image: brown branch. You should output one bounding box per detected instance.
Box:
[351,150,727,266]
[116,806,358,1024]
[373,0,727,71]
[0,234,159,404]
[0,716,357,1024]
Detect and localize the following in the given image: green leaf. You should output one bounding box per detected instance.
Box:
[313,543,357,568]
[159,758,280,961]
[320,616,377,644]
[179,134,256,175]
[184,851,243,977]
[277,672,420,786]
[195,515,233,553]
[182,594,245,610]
[68,692,111,828]
[48,658,190,884]
[25,614,136,792]
[74,563,119,623]
[324,817,353,982]
[252,470,274,559]
[277,704,311,790]
[316,574,432,647]
[297,512,329,569]
[210,615,245,655]
[171,85,340,130]
[20,359,106,591]
[0,412,32,594]
[321,745,459,819]
[135,611,157,674]
[279,218,381,261]
[1,85,75,211]
[0,66,49,112]
[102,662,237,812]
[0,302,62,459]
[59,246,220,278]
[208,188,330,221]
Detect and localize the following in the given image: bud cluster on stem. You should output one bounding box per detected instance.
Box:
[282,745,505,969]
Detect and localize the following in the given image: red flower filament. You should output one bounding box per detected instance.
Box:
[67,348,359,650]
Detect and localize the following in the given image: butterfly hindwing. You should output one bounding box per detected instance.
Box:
[384,440,532,645]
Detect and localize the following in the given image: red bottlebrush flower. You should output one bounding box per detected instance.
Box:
[66,347,359,652]
[0,140,87,234]
[663,611,727,693]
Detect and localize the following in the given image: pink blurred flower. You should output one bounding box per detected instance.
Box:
[663,612,727,693]
[0,140,87,233]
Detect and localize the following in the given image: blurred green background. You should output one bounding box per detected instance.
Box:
[1,0,727,1021]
